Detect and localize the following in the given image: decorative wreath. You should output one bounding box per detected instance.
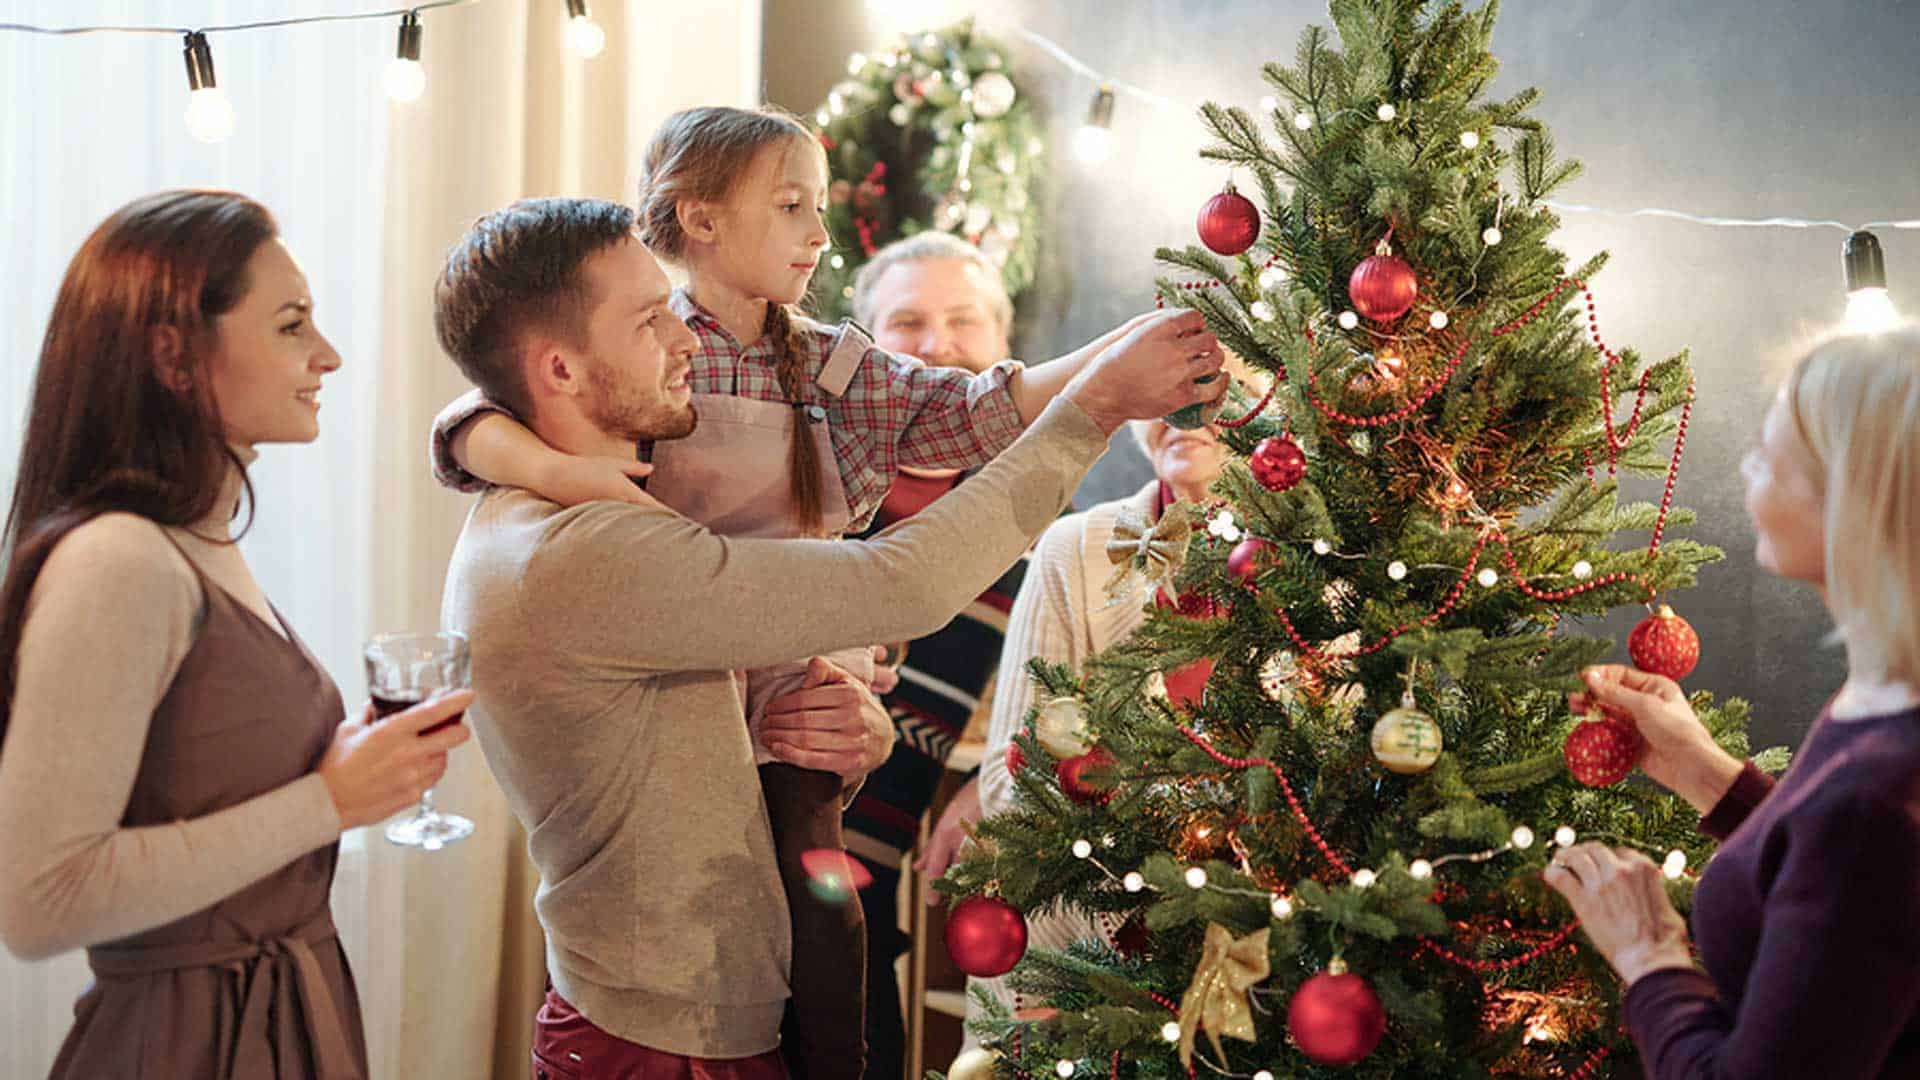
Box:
[808,18,1046,322]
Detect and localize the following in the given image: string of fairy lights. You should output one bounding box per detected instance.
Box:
[7,2,1910,329]
[0,1,607,142]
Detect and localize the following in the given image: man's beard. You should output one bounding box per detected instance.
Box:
[587,360,698,443]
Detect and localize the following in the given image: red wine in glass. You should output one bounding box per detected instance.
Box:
[370,688,464,735]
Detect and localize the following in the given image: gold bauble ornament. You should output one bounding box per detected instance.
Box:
[947,1047,1000,1080]
[1034,696,1090,759]
[1369,693,1443,774]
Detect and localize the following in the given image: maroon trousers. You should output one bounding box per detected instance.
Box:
[532,989,789,1079]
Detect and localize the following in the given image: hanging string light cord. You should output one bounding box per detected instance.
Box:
[0,1,476,37]
[987,24,1913,235]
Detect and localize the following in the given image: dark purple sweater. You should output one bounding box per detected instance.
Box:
[1624,706,1920,1078]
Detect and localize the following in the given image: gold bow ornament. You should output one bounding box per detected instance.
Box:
[1176,922,1271,1068]
[1104,505,1193,602]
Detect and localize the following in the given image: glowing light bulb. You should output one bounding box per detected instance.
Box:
[1555,826,1577,847]
[1846,287,1902,334]
[385,12,426,103]
[1478,568,1499,588]
[1663,849,1687,879]
[1071,839,1093,859]
[1293,111,1313,130]
[185,88,235,143]
[1075,86,1116,166]
[385,58,427,103]
[1352,868,1377,889]
[1056,1060,1076,1078]
[1460,130,1481,149]
[1313,539,1333,556]
[1270,894,1293,918]
[1123,871,1145,893]
[1429,310,1450,329]
[1511,826,1536,850]
[1259,95,1278,113]
[1572,560,1593,580]
[1259,266,1284,289]
[1250,300,1275,322]
[1338,310,1360,330]
[1388,560,1408,581]
[1843,231,1901,333]
[1409,858,1433,879]
[1185,866,1208,889]
[1161,1021,1183,1043]
[1482,226,1503,246]
[566,12,607,58]
[1376,103,1397,122]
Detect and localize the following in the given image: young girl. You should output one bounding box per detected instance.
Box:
[429,106,1219,1075]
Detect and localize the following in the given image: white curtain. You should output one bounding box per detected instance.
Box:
[0,2,759,1076]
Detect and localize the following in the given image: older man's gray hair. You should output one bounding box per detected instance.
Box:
[849,231,1015,332]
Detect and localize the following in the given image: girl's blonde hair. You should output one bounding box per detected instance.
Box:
[637,106,831,535]
[1785,325,1920,683]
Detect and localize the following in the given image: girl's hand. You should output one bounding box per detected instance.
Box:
[318,691,475,830]
[1570,665,1744,813]
[1544,843,1695,986]
[532,453,657,508]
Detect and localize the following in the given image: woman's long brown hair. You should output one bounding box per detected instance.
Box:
[0,189,274,745]
[637,105,831,536]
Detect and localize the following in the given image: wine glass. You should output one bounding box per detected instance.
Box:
[364,630,474,850]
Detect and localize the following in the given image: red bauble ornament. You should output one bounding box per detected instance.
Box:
[1250,435,1308,492]
[1005,740,1026,777]
[1629,604,1701,680]
[945,896,1028,977]
[1288,969,1387,1066]
[1564,709,1646,787]
[1226,537,1277,587]
[1197,181,1261,256]
[1113,914,1151,959]
[1155,588,1227,620]
[1056,747,1117,805]
[1348,242,1418,323]
[1162,657,1216,709]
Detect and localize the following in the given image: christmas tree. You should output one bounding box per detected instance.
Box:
[939,2,1784,1076]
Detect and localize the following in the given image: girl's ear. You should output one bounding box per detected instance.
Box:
[676,198,721,246]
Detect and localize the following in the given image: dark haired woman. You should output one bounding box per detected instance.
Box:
[0,189,471,1077]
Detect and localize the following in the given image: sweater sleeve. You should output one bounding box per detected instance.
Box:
[1698,761,1776,841]
[524,396,1112,676]
[427,387,515,493]
[0,515,342,961]
[1624,789,1920,1078]
[979,514,1090,819]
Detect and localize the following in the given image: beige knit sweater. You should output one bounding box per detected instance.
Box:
[439,397,1114,1058]
[0,507,342,962]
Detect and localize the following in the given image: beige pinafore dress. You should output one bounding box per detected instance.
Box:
[50,539,367,1079]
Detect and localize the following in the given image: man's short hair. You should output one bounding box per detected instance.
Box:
[848,231,1013,333]
[434,198,636,417]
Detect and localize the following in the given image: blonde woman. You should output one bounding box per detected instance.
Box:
[1547,328,1920,1078]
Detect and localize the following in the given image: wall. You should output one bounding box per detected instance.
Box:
[763,0,1920,751]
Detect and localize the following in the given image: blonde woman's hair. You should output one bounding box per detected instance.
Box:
[637,105,831,535]
[1785,325,1920,683]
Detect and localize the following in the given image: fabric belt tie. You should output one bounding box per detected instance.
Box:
[87,909,361,1079]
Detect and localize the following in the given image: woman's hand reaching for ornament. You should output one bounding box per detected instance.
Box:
[1544,842,1694,987]
[1571,664,1743,814]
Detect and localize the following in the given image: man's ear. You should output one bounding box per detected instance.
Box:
[148,325,192,393]
[524,342,581,399]
[676,198,721,247]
